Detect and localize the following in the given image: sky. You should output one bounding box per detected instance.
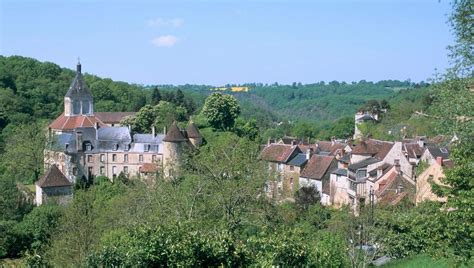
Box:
[1,0,453,86]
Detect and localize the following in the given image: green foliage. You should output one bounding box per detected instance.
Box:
[201,93,240,130]
[2,122,46,183]
[121,101,188,133]
[295,185,321,211]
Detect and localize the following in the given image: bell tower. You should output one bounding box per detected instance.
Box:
[64,60,94,116]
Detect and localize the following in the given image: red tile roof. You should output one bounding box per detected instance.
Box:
[140,163,158,173]
[260,144,298,163]
[49,113,107,130]
[376,169,415,206]
[317,141,346,155]
[95,112,136,124]
[36,165,72,188]
[404,143,424,159]
[300,155,335,180]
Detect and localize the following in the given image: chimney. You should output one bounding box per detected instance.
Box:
[331,136,336,146]
[94,122,99,140]
[163,126,167,134]
[306,148,313,160]
[291,140,296,146]
[394,159,400,174]
[267,137,271,145]
[76,132,83,151]
[418,137,425,148]
[152,126,156,137]
[377,165,383,178]
[436,156,443,166]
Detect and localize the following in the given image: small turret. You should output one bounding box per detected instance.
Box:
[162,122,186,178]
[186,121,202,147]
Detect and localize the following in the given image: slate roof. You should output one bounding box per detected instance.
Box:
[49,113,107,130]
[287,153,308,167]
[36,165,72,188]
[95,112,136,124]
[186,122,202,138]
[339,154,350,164]
[404,143,424,159]
[99,127,131,141]
[348,157,381,171]
[426,146,450,159]
[65,63,93,99]
[163,122,187,142]
[300,155,335,180]
[260,144,299,163]
[356,114,376,122]
[351,139,394,160]
[368,163,393,177]
[332,168,348,176]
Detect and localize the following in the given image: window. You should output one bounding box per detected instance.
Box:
[139,155,143,162]
[112,154,117,162]
[356,169,367,179]
[87,155,93,163]
[125,144,130,151]
[124,154,128,163]
[123,166,128,174]
[100,166,105,175]
[86,144,92,151]
[100,154,105,162]
[144,144,150,152]
[88,167,93,177]
[277,164,283,172]
[290,165,294,171]
[152,155,156,162]
[112,166,117,175]
[113,144,118,151]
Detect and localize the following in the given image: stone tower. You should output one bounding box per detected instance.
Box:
[186,121,203,147]
[162,121,187,177]
[64,61,94,116]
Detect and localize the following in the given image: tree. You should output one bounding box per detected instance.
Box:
[2,122,46,183]
[120,101,187,133]
[151,87,162,105]
[295,185,321,211]
[201,93,240,130]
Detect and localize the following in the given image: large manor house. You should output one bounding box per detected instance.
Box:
[36,63,202,205]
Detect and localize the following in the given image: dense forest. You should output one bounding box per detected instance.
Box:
[0,0,473,266]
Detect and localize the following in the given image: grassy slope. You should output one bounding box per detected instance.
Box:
[383,255,450,268]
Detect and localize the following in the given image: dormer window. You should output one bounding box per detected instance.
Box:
[65,143,69,151]
[113,144,118,151]
[144,144,150,152]
[356,169,367,179]
[86,143,92,151]
[124,144,130,151]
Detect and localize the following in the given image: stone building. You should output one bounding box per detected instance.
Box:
[36,165,73,205]
[44,62,202,184]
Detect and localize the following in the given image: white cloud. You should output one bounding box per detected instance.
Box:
[148,17,184,28]
[151,35,180,47]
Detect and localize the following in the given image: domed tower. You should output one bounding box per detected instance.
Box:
[186,121,202,147]
[64,61,94,116]
[162,121,187,177]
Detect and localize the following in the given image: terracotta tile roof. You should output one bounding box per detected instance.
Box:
[352,139,394,160]
[316,141,346,155]
[49,113,107,130]
[36,165,72,188]
[376,169,415,206]
[95,112,136,124]
[140,163,158,173]
[300,155,335,180]
[186,122,202,138]
[163,122,187,142]
[260,144,299,163]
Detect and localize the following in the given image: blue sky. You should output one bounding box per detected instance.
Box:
[1,0,453,86]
